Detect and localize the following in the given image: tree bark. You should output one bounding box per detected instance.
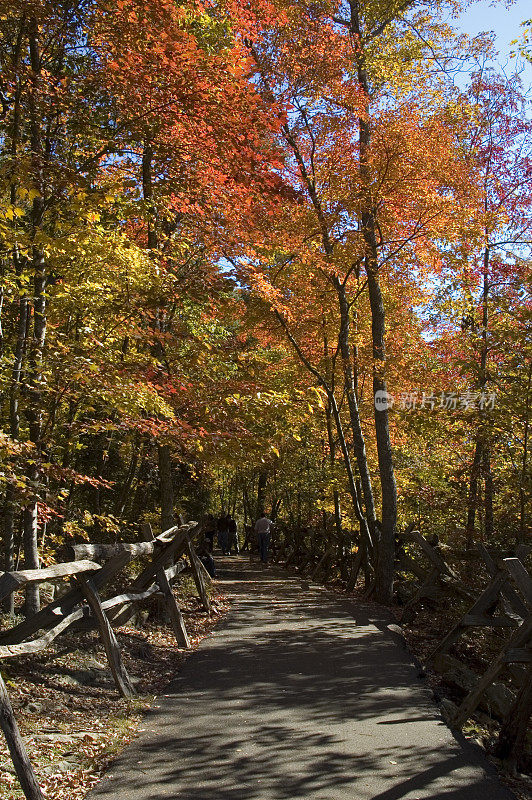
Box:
[158,444,175,534]
[334,277,377,543]
[4,21,27,608]
[0,673,44,799]
[2,485,16,615]
[23,14,48,617]
[465,439,483,548]
[324,400,343,540]
[518,361,532,542]
[349,6,397,604]
[483,446,494,540]
[257,470,268,518]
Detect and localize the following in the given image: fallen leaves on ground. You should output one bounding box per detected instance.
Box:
[0,588,231,800]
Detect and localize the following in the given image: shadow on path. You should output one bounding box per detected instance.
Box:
[88,557,515,800]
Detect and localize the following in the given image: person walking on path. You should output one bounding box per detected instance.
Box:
[227,514,239,555]
[217,514,230,555]
[255,514,273,563]
[204,514,216,553]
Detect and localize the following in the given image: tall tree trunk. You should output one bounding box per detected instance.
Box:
[483,446,494,540]
[324,400,343,540]
[4,264,28,614]
[328,391,373,552]
[335,278,377,545]
[257,470,268,518]
[465,440,483,548]
[467,244,493,546]
[519,362,531,542]
[256,35,384,586]
[114,434,142,519]
[3,487,16,615]
[23,15,47,617]
[158,444,174,533]
[3,16,27,613]
[276,99,376,555]
[142,138,175,532]
[350,6,397,604]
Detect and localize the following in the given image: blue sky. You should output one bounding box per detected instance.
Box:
[456,0,531,81]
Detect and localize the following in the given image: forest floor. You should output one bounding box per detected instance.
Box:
[0,575,232,800]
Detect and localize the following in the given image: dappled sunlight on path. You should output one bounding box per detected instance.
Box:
[88,556,515,800]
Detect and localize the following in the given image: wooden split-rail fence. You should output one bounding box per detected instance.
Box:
[274,523,532,765]
[428,544,532,728]
[0,519,209,800]
[392,531,532,765]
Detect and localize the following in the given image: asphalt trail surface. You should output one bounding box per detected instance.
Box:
[88,556,515,800]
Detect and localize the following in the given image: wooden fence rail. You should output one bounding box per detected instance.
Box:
[425,545,532,769]
[0,519,208,799]
[273,524,532,768]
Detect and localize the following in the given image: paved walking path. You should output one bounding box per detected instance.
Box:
[89,557,515,800]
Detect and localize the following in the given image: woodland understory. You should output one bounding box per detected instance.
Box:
[1,0,532,795]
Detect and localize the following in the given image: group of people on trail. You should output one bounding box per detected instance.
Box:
[203,511,275,564]
[204,513,239,556]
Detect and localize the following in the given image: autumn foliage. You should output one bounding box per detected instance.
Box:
[0,0,530,610]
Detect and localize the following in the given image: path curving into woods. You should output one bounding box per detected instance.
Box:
[88,556,515,800]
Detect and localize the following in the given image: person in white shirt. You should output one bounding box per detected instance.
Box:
[255,515,273,563]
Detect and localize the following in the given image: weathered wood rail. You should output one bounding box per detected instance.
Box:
[0,519,208,799]
[426,544,532,770]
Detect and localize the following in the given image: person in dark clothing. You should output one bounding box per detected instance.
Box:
[255,514,273,563]
[204,514,216,553]
[200,552,217,578]
[197,538,217,577]
[217,514,229,554]
[227,514,238,555]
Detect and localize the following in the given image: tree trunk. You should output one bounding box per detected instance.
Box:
[158,444,175,534]
[355,70,396,603]
[518,362,531,542]
[276,102,376,558]
[366,265,397,605]
[335,277,377,544]
[337,2,397,604]
[2,485,16,615]
[257,470,268,518]
[23,15,47,618]
[114,434,142,519]
[465,439,483,547]
[483,446,494,540]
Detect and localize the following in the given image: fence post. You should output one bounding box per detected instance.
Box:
[77,577,135,698]
[0,672,44,800]
[141,523,190,648]
[186,534,211,612]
